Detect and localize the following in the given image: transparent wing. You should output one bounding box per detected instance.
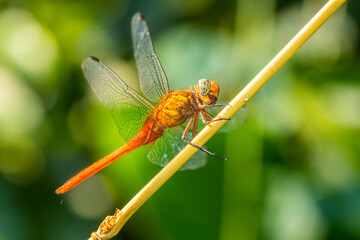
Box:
[131,12,169,103]
[217,105,248,132]
[148,127,206,170]
[82,56,154,141]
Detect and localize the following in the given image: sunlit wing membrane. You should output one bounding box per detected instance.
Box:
[82,56,154,141]
[216,105,248,133]
[131,12,169,103]
[148,127,206,170]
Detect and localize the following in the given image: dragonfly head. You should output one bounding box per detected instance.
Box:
[195,79,219,105]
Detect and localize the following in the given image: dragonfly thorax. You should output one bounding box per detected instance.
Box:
[194,79,219,105]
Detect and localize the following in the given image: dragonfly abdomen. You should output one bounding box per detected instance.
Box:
[56,120,163,194]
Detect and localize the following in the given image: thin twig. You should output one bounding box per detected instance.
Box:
[89,0,346,239]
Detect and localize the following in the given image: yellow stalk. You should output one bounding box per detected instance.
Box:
[89,0,346,239]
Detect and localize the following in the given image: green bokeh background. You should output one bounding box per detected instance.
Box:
[0,0,359,239]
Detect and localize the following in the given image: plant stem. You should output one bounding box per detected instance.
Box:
[89,0,346,239]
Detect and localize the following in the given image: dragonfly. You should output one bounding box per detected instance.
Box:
[56,12,247,194]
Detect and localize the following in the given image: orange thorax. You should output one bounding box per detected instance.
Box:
[151,90,198,129]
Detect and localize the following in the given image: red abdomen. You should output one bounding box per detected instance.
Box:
[56,120,164,194]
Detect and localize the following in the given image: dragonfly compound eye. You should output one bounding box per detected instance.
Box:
[197,79,211,95]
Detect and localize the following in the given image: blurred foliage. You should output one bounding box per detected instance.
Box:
[0,0,359,239]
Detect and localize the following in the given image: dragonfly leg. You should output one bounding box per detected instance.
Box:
[200,103,228,108]
[200,110,230,124]
[192,112,199,139]
[182,114,195,140]
[182,115,227,160]
[195,97,228,109]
